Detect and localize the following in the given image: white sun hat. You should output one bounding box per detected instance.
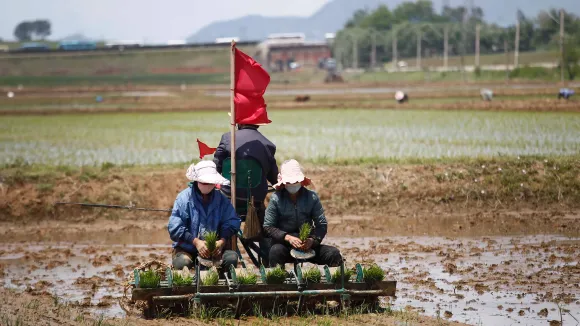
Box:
[186,161,230,185]
[273,159,312,189]
[395,91,405,101]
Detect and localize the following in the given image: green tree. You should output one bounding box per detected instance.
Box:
[563,41,580,80]
[392,0,437,23]
[360,5,393,30]
[14,21,33,41]
[345,9,369,28]
[32,20,51,40]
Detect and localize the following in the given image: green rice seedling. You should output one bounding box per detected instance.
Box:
[298,223,312,243]
[302,267,322,283]
[139,269,161,288]
[265,265,287,284]
[236,270,258,285]
[204,231,219,256]
[172,271,193,286]
[331,268,353,284]
[363,264,385,283]
[201,268,219,286]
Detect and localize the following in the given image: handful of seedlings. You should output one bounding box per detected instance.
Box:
[298,223,312,243]
[139,269,161,288]
[265,265,287,284]
[331,268,353,284]
[172,271,193,286]
[236,269,258,285]
[201,268,219,286]
[363,264,385,283]
[302,267,322,283]
[204,231,219,256]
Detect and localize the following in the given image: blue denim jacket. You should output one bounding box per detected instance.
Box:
[167,183,241,253]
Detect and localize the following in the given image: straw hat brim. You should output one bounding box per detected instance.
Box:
[273,176,311,190]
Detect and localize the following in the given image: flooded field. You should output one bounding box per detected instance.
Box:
[1,109,579,166]
[1,226,578,325]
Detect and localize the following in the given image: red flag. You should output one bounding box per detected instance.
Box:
[197,138,216,159]
[234,48,271,125]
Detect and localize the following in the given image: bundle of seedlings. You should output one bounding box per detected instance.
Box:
[201,268,219,286]
[236,269,258,285]
[363,264,385,283]
[331,268,354,284]
[139,269,161,288]
[298,223,312,244]
[172,271,193,287]
[302,266,322,283]
[204,231,219,257]
[265,265,287,284]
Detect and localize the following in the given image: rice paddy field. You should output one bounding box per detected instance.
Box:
[1,109,580,166]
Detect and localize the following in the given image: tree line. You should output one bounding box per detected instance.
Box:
[333,0,580,67]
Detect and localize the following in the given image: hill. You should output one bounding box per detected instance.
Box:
[188,0,580,42]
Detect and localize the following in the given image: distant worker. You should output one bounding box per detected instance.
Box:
[395,91,408,104]
[168,161,241,273]
[558,88,575,100]
[480,89,493,101]
[213,122,279,266]
[264,159,342,268]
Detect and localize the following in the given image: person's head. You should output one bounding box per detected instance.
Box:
[185,161,229,195]
[237,124,260,130]
[274,159,312,194]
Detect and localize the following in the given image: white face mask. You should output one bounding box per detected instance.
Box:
[198,183,215,195]
[285,183,302,194]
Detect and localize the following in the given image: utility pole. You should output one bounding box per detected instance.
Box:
[392,29,398,70]
[370,31,377,69]
[352,33,358,69]
[444,25,449,70]
[475,24,481,68]
[504,39,509,81]
[560,9,565,83]
[416,29,422,69]
[514,20,520,68]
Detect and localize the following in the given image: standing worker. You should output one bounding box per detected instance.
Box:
[213,123,279,266]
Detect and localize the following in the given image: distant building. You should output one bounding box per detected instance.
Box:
[215,37,240,44]
[255,33,331,72]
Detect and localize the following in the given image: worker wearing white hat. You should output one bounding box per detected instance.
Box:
[168,161,241,272]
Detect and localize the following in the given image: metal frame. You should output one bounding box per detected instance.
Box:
[132,261,396,319]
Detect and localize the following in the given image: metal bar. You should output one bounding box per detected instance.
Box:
[195,289,385,299]
[153,295,192,301]
[54,202,171,212]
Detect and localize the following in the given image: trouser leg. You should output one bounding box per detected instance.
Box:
[172,248,196,269]
[268,243,293,268]
[311,245,343,267]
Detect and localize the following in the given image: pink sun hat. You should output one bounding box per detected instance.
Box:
[273,159,312,190]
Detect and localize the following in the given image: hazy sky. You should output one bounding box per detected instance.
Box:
[0,0,330,42]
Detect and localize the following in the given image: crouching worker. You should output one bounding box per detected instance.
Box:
[168,161,241,273]
[264,159,342,267]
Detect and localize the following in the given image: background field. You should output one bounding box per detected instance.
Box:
[2,109,579,166]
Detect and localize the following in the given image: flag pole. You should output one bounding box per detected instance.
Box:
[230,40,237,210]
[229,40,237,251]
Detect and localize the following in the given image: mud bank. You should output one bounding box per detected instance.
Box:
[2,158,580,227]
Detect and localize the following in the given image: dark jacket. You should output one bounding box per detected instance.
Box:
[213,125,278,203]
[263,188,327,248]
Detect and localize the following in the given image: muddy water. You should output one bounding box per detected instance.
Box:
[1,232,579,325]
